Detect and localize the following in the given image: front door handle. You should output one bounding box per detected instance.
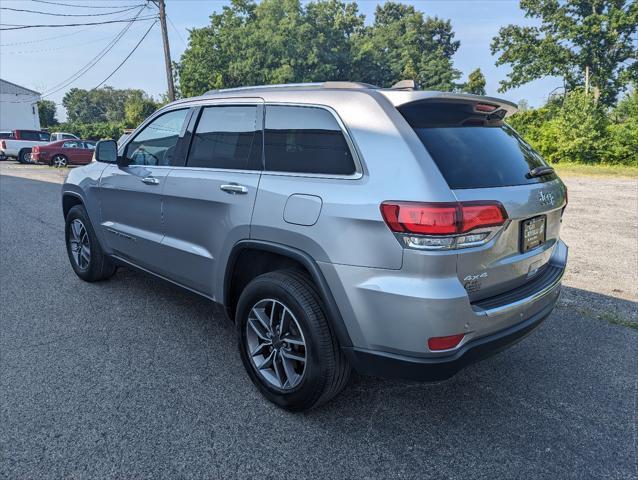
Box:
[220,184,248,194]
[141,176,160,185]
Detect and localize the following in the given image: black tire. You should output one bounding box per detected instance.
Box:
[236,270,351,411]
[51,154,68,168]
[18,148,31,164]
[65,204,117,282]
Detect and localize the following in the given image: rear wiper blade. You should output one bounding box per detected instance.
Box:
[526,165,555,178]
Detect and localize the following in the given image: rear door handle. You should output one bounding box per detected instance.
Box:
[141,176,160,185]
[220,184,248,194]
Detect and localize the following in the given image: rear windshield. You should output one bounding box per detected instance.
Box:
[399,101,555,189]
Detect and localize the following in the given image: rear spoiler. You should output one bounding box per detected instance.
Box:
[379,90,519,117]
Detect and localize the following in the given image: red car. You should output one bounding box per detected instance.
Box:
[32,140,96,167]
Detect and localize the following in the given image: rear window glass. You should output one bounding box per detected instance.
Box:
[399,102,554,189]
[264,105,355,175]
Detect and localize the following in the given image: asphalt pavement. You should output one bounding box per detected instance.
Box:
[1,169,636,479]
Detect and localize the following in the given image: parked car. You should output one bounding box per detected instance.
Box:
[32,139,96,167]
[0,130,78,163]
[61,82,568,411]
[49,132,79,142]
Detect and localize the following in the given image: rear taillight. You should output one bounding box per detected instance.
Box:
[32,146,39,153]
[380,201,507,250]
[0,140,5,149]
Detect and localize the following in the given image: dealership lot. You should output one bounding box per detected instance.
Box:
[1,163,636,479]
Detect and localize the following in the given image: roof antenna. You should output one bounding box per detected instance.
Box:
[391,79,419,90]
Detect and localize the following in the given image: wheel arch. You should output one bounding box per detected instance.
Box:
[224,240,353,348]
[62,191,84,219]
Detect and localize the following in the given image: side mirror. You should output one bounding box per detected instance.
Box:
[94,140,118,164]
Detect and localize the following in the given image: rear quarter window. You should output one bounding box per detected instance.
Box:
[264,105,356,175]
[399,101,554,189]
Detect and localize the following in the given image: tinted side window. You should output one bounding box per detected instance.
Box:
[186,106,260,170]
[126,109,189,166]
[264,106,355,175]
[19,131,39,141]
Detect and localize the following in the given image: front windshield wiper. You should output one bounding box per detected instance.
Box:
[526,165,555,178]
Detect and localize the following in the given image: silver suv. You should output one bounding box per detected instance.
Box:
[62,82,568,411]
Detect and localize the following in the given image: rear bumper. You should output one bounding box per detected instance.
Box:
[344,295,557,381]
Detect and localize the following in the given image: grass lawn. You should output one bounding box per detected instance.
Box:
[553,162,638,178]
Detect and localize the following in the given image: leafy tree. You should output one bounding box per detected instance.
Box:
[491,0,638,106]
[177,0,461,96]
[463,68,486,95]
[37,100,58,128]
[124,92,159,128]
[607,88,638,164]
[351,2,460,90]
[62,87,155,124]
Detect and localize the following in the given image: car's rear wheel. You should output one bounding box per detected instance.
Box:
[18,148,31,164]
[236,270,350,411]
[65,205,116,282]
[51,154,68,168]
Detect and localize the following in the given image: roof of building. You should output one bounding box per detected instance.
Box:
[0,79,42,97]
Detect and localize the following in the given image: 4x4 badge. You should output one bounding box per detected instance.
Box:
[538,190,555,206]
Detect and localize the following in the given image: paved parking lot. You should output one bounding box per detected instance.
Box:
[1,162,636,479]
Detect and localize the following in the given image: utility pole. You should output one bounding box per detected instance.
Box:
[153,0,175,102]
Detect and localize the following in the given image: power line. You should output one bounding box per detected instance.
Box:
[0,7,141,46]
[4,35,116,55]
[1,5,144,17]
[166,14,186,47]
[0,24,94,46]
[39,8,146,97]
[31,0,145,8]
[0,15,157,31]
[93,20,157,89]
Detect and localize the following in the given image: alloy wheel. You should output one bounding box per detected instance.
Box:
[69,219,90,270]
[245,298,307,390]
[53,155,67,168]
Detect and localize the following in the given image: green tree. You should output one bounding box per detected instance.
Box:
[607,88,638,164]
[491,0,638,106]
[62,87,153,124]
[177,0,461,96]
[124,92,159,128]
[37,100,58,128]
[351,2,460,89]
[463,68,486,95]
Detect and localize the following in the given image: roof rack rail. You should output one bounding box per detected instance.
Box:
[204,81,378,95]
[204,83,323,95]
[391,79,419,90]
[322,81,378,89]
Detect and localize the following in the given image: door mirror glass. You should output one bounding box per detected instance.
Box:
[95,139,118,163]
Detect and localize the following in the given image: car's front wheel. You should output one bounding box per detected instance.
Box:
[65,205,117,282]
[51,154,68,168]
[236,270,350,411]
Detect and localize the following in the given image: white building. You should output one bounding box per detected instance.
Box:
[0,79,41,131]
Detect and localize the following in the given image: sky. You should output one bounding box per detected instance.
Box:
[0,0,562,121]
